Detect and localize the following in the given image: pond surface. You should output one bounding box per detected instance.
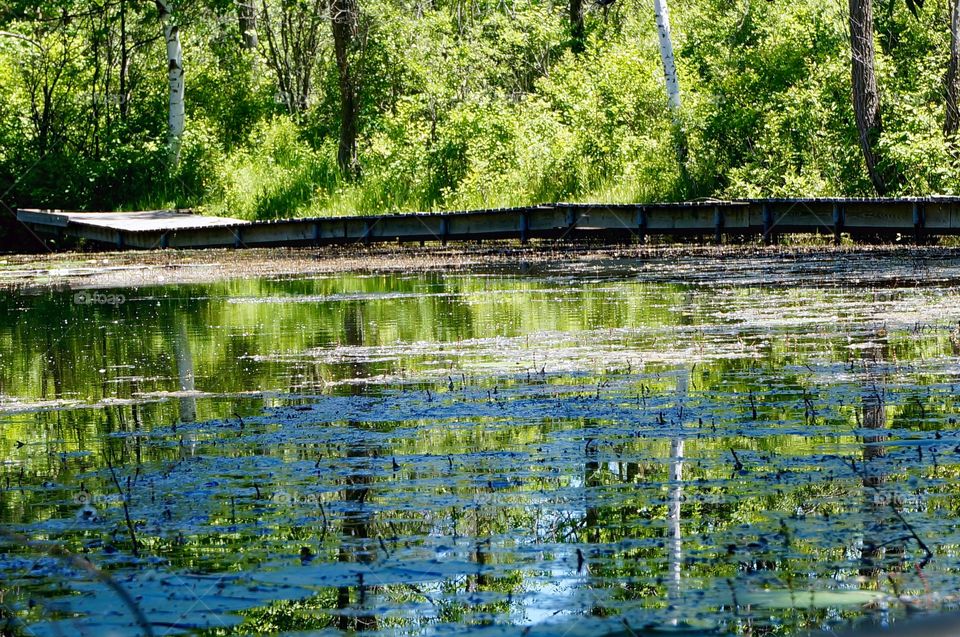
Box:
[4,249,960,636]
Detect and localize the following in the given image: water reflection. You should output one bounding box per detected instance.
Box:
[858,336,906,590]
[176,322,197,423]
[668,437,684,625]
[2,258,960,635]
[337,434,378,632]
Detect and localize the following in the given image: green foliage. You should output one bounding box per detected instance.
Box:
[0,0,959,222]
[208,117,339,220]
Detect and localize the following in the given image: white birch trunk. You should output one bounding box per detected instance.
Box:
[157,0,185,168]
[653,0,681,113]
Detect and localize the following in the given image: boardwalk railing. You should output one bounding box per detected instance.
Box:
[17,197,960,250]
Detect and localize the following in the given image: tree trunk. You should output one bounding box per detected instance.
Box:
[156,0,185,169]
[653,0,681,113]
[331,0,359,179]
[849,0,890,195]
[653,0,690,189]
[569,0,584,54]
[237,1,258,50]
[119,0,130,120]
[946,0,960,141]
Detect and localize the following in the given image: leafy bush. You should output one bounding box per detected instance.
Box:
[209,117,339,220]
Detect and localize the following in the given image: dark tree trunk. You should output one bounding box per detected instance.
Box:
[331,0,359,179]
[237,1,258,50]
[946,0,960,141]
[119,0,130,120]
[849,0,892,195]
[570,0,584,53]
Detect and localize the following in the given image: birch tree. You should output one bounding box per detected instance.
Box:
[156,0,185,169]
[652,0,689,188]
[653,0,680,113]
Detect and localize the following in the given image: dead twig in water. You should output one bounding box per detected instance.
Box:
[729,449,744,472]
[318,500,329,541]
[106,458,141,558]
[233,411,245,437]
[0,528,154,637]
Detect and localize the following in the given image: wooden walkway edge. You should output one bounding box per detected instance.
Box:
[17,197,960,250]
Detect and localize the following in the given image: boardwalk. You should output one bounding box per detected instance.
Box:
[17,197,960,250]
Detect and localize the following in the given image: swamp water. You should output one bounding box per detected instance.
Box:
[2,250,960,635]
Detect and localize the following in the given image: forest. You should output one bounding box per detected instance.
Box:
[1,0,959,222]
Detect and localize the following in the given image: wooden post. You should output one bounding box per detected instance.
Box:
[762,203,774,245]
[638,206,648,244]
[440,216,449,246]
[313,222,322,245]
[520,211,529,245]
[233,227,244,248]
[116,231,125,250]
[713,205,724,245]
[363,220,372,246]
[160,233,169,249]
[832,203,844,246]
[912,201,926,244]
[563,205,578,244]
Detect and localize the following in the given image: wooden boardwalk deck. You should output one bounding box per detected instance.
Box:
[17,197,960,250]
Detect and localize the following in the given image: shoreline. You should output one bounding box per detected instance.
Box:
[2,242,958,290]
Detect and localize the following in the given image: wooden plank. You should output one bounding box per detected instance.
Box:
[843,201,916,229]
[17,209,249,232]
[16,209,71,228]
[757,201,836,234]
[646,206,717,232]
[926,202,951,230]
